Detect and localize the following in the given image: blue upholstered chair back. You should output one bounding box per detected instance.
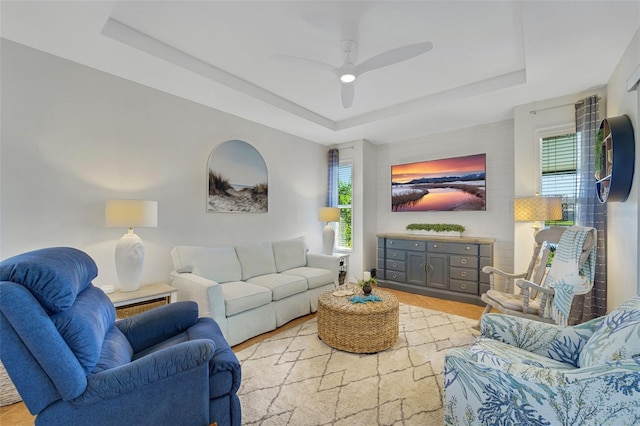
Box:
[0,247,118,413]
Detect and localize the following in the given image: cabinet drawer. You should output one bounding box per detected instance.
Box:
[479,244,492,257]
[386,239,426,251]
[449,267,478,282]
[385,270,406,282]
[378,248,385,259]
[386,259,406,272]
[428,242,478,255]
[378,238,385,248]
[386,249,406,260]
[450,279,478,294]
[377,258,385,270]
[449,255,478,268]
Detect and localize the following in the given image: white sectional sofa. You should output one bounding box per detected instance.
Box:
[169,237,339,346]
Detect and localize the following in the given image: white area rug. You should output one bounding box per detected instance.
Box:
[236,303,480,425]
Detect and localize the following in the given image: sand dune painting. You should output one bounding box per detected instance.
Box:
[207,140,268,213]
[391,153,486,212]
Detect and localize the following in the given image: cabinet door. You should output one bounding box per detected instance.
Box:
[426,253,447,289]
[406,252,427,286]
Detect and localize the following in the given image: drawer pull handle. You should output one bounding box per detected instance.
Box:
[461,272,467,277]
[392,262,398,268]
[466,246,471,250]
[461,283,467,289]
[460,259,467,265]
[433,244,438,248]
[392,252,398,257]
[389,241,394,245]
[392,274,398,279]
[414,243,419,247]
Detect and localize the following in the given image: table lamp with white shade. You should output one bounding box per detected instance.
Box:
[514,194,563,235]
[105,200,158,292]
[318,207,340,255]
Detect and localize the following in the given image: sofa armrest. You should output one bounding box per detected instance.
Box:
[74,339,214,404]
[169,272,227,325]
[480,313,603,366]
[306,253,340,286]
[115,301,199,353]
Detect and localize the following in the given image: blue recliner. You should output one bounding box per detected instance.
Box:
[0,247,241,426]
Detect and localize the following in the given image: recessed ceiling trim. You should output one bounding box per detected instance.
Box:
[101,17,337,131]
[336,69,527,130]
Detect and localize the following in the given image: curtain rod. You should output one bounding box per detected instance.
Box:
[529,95,601,115]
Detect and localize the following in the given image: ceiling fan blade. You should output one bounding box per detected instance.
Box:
[355,41,433,75]
[341,82,355,108]
[271,54,336,71]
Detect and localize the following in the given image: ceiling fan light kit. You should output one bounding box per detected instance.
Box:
[276,39,433,109]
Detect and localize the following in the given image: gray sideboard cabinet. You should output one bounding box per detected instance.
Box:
[377,233,494,306]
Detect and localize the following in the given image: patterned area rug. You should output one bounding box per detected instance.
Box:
[236,303,480,425]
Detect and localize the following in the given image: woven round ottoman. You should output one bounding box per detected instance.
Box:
[317,287,399,353]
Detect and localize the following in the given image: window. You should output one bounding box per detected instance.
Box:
[337,161,352,250]
[540,133,576,226]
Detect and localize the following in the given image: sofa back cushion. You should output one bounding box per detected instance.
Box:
[578,297,640,368]
[272,237,308,272]
[50,284,116,375]
[235,242,277,280]
[171,246,242,283]
[0,247,97,314]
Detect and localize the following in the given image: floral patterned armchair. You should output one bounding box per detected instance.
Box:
[444,297,640,425]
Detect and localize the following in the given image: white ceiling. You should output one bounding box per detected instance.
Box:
[2,1,639,145]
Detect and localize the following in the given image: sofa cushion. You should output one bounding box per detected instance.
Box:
[578,297,640,368]
[272,237,308,273]
[0,247,97,314]
[282,267,333,290]
[247,274,308,301]
[92,327,133,373]
[219,282,272,316]
[235,242,277,280]
[50,285,116,374]
[171,246,242,284]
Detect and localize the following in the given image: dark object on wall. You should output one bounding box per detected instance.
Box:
[370,268,377,279]
[595,115,635,203]
[391,153,486,212]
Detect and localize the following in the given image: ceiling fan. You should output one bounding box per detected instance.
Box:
[274,40,433,108]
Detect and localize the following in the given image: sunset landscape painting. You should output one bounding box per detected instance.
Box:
[391,153,486,211]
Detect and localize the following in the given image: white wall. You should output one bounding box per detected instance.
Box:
[1,40,328,289]
[375,120,515,277]
[605,26,640,309]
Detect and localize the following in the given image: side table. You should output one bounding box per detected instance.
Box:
[106,282,177,319]
[317,286,399,353]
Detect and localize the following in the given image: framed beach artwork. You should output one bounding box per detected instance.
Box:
[391,153,486,212]
[207,140,268,213]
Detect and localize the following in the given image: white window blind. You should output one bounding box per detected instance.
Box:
[540,133,576,225]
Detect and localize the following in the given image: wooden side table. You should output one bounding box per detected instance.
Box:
[106,282,177,319]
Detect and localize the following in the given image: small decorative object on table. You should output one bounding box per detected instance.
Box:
[358,271,377,296]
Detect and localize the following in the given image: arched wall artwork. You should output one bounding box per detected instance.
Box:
[207,140,268,213]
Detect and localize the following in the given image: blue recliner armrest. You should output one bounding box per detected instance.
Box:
[75,339,215,404]
[115,301,199,353]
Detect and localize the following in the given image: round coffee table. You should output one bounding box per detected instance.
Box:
[317,286,399,353]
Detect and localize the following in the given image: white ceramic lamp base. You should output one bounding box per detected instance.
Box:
[115,231,145,292]
[322,224,335,255]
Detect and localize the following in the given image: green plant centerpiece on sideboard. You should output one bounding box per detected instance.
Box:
[406,223,465,237]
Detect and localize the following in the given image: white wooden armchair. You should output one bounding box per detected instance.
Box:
[480,226,596,325]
